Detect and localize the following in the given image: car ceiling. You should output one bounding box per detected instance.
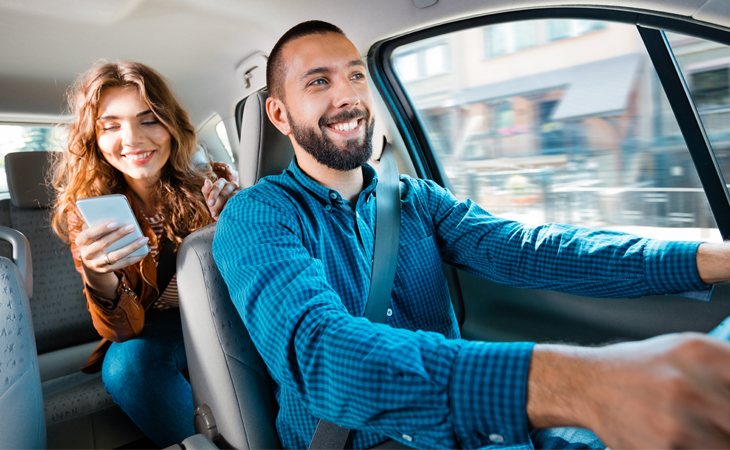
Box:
[0,0,729,125]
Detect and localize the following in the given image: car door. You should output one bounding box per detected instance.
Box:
[370,8,730,345]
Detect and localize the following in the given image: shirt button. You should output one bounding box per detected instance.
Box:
[401,434,413,442]
[324,204,332,211]
[386,308,393,317]
[489,433,505,444]
[329,192,337,199]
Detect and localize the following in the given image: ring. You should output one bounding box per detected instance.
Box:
[104,253,113,265]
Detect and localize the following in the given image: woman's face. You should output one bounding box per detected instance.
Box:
[95,85,172,189]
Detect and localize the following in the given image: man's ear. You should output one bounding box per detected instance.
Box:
[265,97,291,136]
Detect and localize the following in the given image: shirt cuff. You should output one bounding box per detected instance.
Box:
[450,340,534,448]
[644,240,711,296]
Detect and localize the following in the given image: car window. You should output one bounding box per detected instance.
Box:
[667,31,730,190]
[0,123,65,197]
[392,18,721,242]
[197,113,235,166]
[215,120,234,161]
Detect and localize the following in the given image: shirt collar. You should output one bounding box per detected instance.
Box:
[285,158,378,205]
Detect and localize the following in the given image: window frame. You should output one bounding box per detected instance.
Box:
[368,7,730,238]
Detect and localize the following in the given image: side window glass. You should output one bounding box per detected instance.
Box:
[0,123,66,198]
[392,19,720,242]
[196,113,235,166]
[215,120,234,161]
[667,32,730,190]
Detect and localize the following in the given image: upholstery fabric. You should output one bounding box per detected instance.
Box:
[5,151,55,208]
[0,256,46,449]
[238,90,293,187]
[178,224,280,449]
[42,371,114,425]
[9,206,95,353]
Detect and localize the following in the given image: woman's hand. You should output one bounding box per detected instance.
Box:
[203,162,240,219]
[74,221,149,300]
[75,221,149,273]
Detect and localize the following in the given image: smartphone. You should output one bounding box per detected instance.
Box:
[75,194,150,259]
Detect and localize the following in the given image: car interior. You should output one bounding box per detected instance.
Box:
[1,0,730,448]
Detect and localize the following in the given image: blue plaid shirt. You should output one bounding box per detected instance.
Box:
[213,160,708,449]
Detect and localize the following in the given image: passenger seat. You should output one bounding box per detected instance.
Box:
[3,151,143,449]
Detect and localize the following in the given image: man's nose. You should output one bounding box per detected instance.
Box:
[332,78,361,109]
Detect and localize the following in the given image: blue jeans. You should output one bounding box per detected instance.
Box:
[102,309,194,447]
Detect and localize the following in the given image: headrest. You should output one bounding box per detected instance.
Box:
[5,151,55,209]
[238,90,294,188]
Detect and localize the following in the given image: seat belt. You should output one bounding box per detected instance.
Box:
[308,141,401,450]
[364,141,401,323]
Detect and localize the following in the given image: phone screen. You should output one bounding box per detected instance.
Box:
[75,194,150,258]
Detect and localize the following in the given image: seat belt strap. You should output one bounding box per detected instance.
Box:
[364,142,401,324]
[308,142,401,450]
[308,420,352,450]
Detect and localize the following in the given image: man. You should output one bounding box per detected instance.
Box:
[214,20,730,449]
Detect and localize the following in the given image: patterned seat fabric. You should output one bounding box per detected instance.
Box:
[0,227,45,449]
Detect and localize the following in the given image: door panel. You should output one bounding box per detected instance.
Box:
[458,273,730,344]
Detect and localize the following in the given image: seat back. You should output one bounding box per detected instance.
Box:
[5,151,97,354]
[179,89,295,449]
[178,224,280,449]
[0,226,46,449]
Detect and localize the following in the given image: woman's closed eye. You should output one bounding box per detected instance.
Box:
[99,123,120,132]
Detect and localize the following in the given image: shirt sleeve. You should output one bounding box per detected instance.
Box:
[406,177,711,298]
[213,187,534,449]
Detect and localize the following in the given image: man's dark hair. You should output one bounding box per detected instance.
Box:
[266,20,346,99]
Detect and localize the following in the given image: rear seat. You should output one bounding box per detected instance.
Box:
[0,226,45,449]
[2,151,143,449]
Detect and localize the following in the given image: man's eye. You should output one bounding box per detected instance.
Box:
[309,78,327,87]
[352,72,365,81]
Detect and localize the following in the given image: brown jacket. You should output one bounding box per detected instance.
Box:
[70,164,234,372]
[68,195,170,372]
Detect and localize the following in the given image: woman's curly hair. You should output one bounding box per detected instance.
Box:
[51,60,214,245]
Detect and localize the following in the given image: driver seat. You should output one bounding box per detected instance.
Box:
[177,90,291,449]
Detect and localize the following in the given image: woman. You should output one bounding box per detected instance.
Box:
[51,61,238,446]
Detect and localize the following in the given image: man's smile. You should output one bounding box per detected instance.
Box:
[329,118,360,132]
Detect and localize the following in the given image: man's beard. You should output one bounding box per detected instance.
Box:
[288,108,374,171]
